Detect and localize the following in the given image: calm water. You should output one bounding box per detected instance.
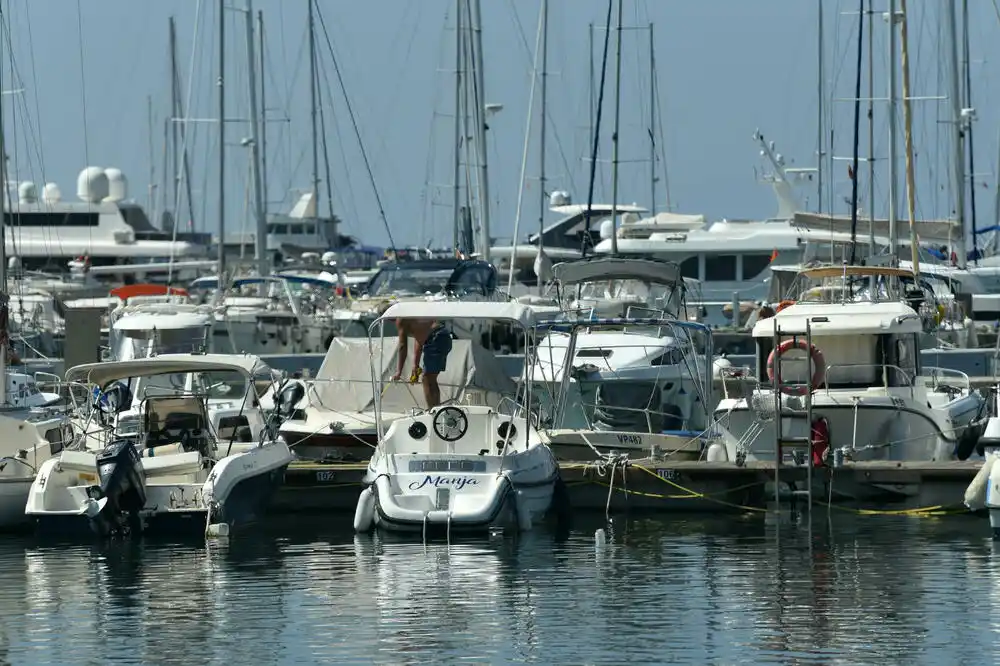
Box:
[1,513,998,665]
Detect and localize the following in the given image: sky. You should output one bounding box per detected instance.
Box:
[3,1,1000,250]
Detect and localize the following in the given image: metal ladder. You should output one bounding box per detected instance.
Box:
[770,319,815,506]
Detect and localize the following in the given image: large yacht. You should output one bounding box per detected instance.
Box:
[5,167,210,276]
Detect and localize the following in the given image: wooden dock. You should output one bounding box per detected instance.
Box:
[272,458,983,516]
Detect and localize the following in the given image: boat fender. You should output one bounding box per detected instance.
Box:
[705,441,728,462]
[955,421,985,461]
[965,454,997,511]
[291,325,304,344]
[984,455,1000,511]
[276,326,289,347]
[811,416,830,467]
[206,522,231,538]
[354,486,376,533]
[256,320,268,345]
[766,338,825,396]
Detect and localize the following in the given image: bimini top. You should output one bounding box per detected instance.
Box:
[378,301,535,328]
[552,256,682,287]
[112,306,214,332]
[189,274,336,290]
[751,300,924,338]
[65,353,276,387]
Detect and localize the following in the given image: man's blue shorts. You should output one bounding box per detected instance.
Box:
[422,326,453,374]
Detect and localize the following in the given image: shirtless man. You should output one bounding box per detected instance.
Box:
[391,317,453,409]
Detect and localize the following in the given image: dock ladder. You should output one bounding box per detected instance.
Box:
[769,319,816,507]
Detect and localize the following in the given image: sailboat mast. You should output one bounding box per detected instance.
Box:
[962,0,978,264]
[648,23,656,213]
[169,17,180,224]
[217,0,226,282]
[816,0,824,215]
[887,0,899,254]
[899,0,920,274]
[0,3,7,401]
[944,0,966,268]
[471,0,491,262]
[245,0,267,277]
[258,10,268,215]
[452,0,463,253]
[608,0,623,256]
[847,0,864,266]
[308,0,321,216]
[537,0,548,295]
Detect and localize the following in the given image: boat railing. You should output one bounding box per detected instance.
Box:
[822,363,914,397]
[920,366,971,393]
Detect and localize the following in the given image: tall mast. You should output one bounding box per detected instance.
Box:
[217,0,226,283]
[962,0,979,264]
[899,0,920,274]
[536,0,548,294]
[944,0,966,268]
[0,3,7,398]
[887,0,899,255]
[816,0,824,214]
[245,0,267,277]
[608,0,623,256]
[866,5,875,254]
[471,0,491,261]
[258,10,268,215]
[648,23,656,213]
[847,0,864,266]
[452,0,463,253]
[307,0,321,216]
[169,16,180,225]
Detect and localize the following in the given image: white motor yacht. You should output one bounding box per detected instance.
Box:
[354,301,560,537]
[25,354,292,538]
[715,266,986,465]
[526,257,715,460]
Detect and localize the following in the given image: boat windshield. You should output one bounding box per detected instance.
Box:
[576,279,683,315]
[366,266,454,297]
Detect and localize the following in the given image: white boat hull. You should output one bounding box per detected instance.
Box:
[25,441,291,538]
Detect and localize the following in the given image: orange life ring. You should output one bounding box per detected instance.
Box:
[775,300,795,312]
[766,338,825,395]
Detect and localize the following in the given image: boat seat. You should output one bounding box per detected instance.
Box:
[140,450,203,477]
[142,443,186,457]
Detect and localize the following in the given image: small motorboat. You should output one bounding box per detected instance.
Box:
[25,353,292,538]
[354,301,561,537]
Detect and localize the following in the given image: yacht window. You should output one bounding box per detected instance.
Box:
[272,224,288,235]
[303,224,315,235]
[44,427,65,455]
[651,349,684,366]
[5,212,100,227]
[680,257,699,279]
[742,254,773,281]
[577,349,612,358]
[704,255,737,281]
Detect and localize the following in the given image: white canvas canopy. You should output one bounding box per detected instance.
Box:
[306,337,517,414]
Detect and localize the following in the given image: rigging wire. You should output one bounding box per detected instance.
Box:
[313,3,396,251]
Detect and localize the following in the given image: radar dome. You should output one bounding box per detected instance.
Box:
[42,183,61,203]
[104,168,127,202]
[599,219,615,240]
[77,166,108,203]
[17,181,36,204]
[549,190,571,207]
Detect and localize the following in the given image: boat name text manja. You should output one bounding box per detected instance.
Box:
[407,475,480,491]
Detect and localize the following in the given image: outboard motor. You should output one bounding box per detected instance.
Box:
[84,439,147,536]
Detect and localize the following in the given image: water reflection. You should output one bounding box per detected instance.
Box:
[0,514,999,664]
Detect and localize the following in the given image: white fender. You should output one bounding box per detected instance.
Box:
[354,486,376,532]
[705,441,728,462]
[966,454,997,510]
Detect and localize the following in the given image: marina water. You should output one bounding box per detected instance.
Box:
[0,514,995,665]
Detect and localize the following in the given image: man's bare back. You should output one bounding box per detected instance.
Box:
[392,317,453,408]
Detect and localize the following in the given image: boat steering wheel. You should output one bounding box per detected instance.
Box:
[432,406,468,442]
